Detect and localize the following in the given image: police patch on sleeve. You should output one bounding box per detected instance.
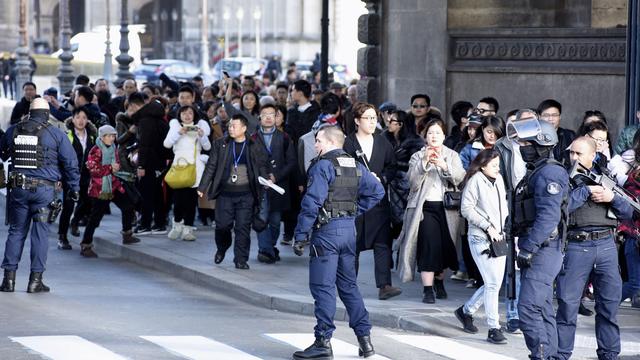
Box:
[336,157,356,168]
[547,182,561,195]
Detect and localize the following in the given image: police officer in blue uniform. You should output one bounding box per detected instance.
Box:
[556,137,633,360]
[0,98,80,293]
[510,112,569,360]
[292,126,384,360]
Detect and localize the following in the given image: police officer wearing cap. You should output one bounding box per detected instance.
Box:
[292,126,384,360]
[509,111,569,360]
[555,137,633,360]
[0,97,80,293]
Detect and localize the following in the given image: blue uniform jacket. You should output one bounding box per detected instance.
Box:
[0,116,80,192]
[294,149,385,241]
[519,162,569,254]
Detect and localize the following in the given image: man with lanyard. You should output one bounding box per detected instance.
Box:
[509,114,569,360]
[291,126,384,360]
[0,98,80,293]
[555,137,633,360]
[198,114,268,269]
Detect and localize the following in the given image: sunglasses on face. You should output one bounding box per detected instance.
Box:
[412,104,428,109]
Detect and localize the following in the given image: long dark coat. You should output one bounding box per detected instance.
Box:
[343,133,396,249]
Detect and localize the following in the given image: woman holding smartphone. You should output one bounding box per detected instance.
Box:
[163,105,211,241]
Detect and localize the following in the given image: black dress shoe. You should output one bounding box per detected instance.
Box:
[257,251,276,264]
[234,261,250,270]
[57,234,72,250]
[27,272,50,293]
[273,247,281,261]
[214,251,225,264]
[357,335,375,358]
[579,302,594,316]
[292,337,332,360]
[0,270,16,292]
[70,225,80,237]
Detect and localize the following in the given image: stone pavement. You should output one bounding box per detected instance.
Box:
[64,207,640,347]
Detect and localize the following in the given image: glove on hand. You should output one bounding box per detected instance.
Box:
[516,250,533,268]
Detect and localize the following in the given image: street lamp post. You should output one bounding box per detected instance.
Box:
[103,0,113,82]
[200,0,210,74]
[253,7,261,59]
[56,0,75,95]
[320,0,329,91]
[236,7,244,57]
[223,8,230,59]
[115,0,134,82]
[626,0,640,126]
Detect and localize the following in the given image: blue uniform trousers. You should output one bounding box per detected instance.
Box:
[308,218,371,340]
[2,186,55,272]
[518,239,564,360]
[556,235,621,360]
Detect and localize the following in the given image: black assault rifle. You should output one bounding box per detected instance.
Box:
[569,161,640,214]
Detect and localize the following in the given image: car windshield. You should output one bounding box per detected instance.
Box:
[220,61,242,72]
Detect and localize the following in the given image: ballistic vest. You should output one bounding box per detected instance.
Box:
[322,152,361,218]
[11,117,50,170]
[511,158,565,235]
[568,199,618,229]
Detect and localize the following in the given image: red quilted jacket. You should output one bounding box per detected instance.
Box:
[617,168,640,240]
[86,145,125,198]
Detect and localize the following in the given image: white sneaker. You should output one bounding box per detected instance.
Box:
[181,225,196,241]
[168,220,184,240]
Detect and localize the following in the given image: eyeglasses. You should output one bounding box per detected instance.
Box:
[412,104,428,109]
[474,108,494,115]
[260,113,276,119]
[360,116,377,122]
[587,133,607,144]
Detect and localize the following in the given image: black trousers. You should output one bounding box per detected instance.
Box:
[172,187,198,226]
[58,183,90,236]
[82,192,135,245]
[214,193,253,263]
[356,239,393,289]
[283,182,302,238]
[138,171,166,228]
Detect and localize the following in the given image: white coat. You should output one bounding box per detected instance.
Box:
[163,119,211,188]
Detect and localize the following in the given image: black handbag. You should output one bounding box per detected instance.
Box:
[443,191,461,210]
[489,239,509,258]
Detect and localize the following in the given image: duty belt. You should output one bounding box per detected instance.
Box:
[567,229,614,242]
[8,172,57,190]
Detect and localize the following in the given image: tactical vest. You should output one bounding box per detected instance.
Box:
[11,118,50,170]
[321,153,361,219]
[568,198,618,229]
[511,158,565,236]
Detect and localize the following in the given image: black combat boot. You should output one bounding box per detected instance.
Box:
[292,337,333,360]
[0,270,16,292]
[27,272,50,293]
[357,335,375,358]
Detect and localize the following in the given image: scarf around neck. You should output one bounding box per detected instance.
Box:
[96,138,115,200]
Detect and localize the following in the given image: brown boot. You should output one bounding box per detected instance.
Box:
[122,230,140,245]
[378,284,402,300]
[80,244,98,258]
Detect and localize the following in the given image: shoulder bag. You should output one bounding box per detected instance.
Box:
[164,140,197,189]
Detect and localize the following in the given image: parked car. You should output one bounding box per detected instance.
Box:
[212,57,267,81]
[133,59,205,85]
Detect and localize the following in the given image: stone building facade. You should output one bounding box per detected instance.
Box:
[358,0,630,138]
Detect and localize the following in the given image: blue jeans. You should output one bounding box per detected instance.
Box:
[463,235,506,329]
[506,269,521,321]
[622,237,640,301]
[257,211,282,256]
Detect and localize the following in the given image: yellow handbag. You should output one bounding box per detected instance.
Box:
[164,141,197,189]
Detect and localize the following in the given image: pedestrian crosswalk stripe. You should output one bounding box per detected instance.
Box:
[141,335,263,360]
[387,335,516,360]
[265,333,391,360]
[574,334,640,354]
[10,335,128,360]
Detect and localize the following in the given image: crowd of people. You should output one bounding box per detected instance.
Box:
[5,66,640,357]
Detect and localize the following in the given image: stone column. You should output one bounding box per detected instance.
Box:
[626,0,640,125]
[356,0,380,104]
[56,0,75,95]
[15,0,32,101]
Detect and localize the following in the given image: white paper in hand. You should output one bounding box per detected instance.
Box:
[258,176,286,195]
